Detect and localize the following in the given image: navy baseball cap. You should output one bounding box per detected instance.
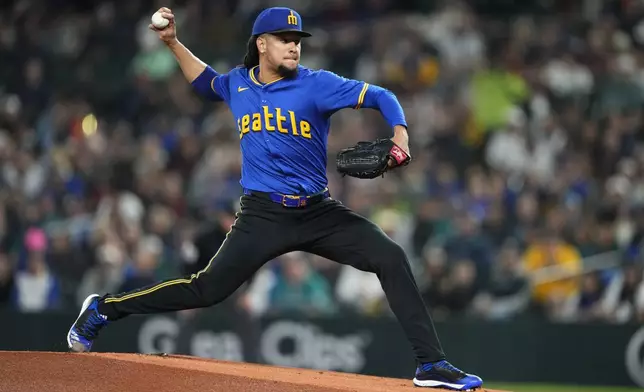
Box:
[251,7,312,37]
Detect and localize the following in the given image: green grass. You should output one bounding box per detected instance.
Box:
[485,383,642,392]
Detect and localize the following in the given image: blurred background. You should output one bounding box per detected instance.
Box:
[1,0,644,390]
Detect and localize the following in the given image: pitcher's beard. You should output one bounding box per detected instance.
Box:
[277,64,299,79]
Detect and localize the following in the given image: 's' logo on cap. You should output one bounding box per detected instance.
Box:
[287,10,298,26]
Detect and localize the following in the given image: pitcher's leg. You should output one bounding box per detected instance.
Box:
[98,211,279,320]
[68,195,297,352]
[299,201,444,363]
[299,200,483,390]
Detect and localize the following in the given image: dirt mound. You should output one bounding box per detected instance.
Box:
[0,351,509,392]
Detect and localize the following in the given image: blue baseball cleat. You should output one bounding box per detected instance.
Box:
[67,294,109,352]
[413,360,483,390]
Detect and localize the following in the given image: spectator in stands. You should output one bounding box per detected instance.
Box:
[2,149,47,200]
[12,228,61,312]
[575,217,620,258]
[18,57,50,125]
[447,259,479,314]
[268,252,336,316]
[76,229,127,307]
[600,262,644,323]
[485,107,532,178]
[47,226,93,308]
[430,259,479,318]
[522,230,583,317]
[473,239,530,320]
[420,246,449,317]
[481,201,513,249]
[335,264,386,316]
[510,191,540,248]
[556,271,608,323]
[443,210,493,290]
[117,235,163,293]
[426,162,462,201]
[421,243,479,319]
[412,197,450,259]
[144,204,178,278]
[310,255,342,294]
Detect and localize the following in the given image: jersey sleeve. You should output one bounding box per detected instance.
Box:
[314,70,370,114]
[191,66,231,103]
[211,73,231,102]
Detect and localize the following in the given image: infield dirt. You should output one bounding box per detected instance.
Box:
[0,351,510,392]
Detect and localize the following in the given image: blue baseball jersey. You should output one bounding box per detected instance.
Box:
[201,65,395,195]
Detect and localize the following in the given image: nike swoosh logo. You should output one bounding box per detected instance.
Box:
[238,86,249,92]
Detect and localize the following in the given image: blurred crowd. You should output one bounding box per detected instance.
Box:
[1,0,644,325]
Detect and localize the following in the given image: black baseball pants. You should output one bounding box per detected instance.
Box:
[98,192,446,363]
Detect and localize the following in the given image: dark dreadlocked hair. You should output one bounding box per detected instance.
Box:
[243,35,260,69]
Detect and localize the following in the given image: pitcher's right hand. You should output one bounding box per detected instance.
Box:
[149,7,177,45]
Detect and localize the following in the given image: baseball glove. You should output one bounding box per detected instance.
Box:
[336,138,411,179]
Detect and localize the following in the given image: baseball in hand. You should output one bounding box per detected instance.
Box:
[151,11,169,29]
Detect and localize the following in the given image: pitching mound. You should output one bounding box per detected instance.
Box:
[0,351,508,392]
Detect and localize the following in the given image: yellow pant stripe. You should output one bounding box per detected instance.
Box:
[103,278,193,303]
[103,211,240,304]
[354,83,369,110]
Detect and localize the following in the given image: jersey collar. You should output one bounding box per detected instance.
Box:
[249,65,284,87]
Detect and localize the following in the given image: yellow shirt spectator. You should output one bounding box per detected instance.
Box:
[523,237,583,305]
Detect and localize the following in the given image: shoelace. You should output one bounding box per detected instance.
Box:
[421,360,465,376]
[77,311,107,339]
